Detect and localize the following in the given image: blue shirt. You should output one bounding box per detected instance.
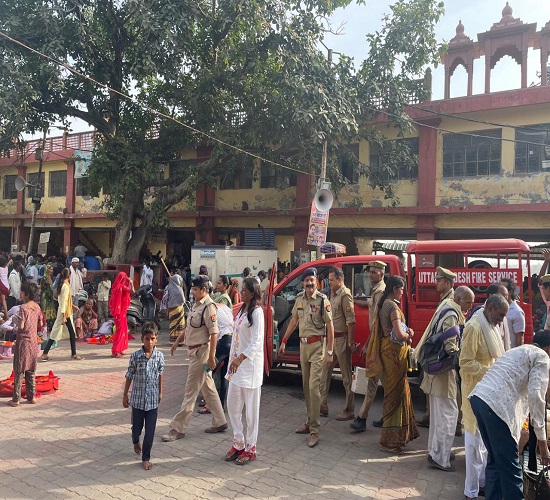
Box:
[125,346,164,411]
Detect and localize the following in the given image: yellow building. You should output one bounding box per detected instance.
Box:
[1,4,550,262]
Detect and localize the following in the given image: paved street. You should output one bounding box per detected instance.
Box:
[1,331,467,500]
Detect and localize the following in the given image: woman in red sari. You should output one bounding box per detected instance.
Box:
[110,272,134,358]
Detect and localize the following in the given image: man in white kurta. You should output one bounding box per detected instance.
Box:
[417,286,474,472]
[69,258,84,300]
[459,294,509,499]
[225,289,264,463]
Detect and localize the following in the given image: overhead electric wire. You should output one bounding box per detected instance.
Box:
[0,30,313,180]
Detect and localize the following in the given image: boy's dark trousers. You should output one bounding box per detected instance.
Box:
[131,407,158,462]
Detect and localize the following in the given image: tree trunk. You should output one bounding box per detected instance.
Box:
[111,193,140,263]
[124,222,149,263]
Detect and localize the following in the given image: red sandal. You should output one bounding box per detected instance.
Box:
[235,450,256,465]
[224,446,243,461]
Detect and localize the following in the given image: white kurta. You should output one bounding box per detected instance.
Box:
[70,267,83,297]
[226,307,264,388]
[226,306,265,452]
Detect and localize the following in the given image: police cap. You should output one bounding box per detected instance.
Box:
[435,266,457,281]
[302,267,317,280]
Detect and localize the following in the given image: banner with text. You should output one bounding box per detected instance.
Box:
[416,268,521,287]
[306,201,329,247]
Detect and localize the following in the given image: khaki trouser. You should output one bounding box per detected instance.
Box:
[300,339,325,435]
[170,344,226,434]
[320,336,354,412]
[358,375,381,419]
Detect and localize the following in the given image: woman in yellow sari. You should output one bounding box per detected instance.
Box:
[377,275,419,454]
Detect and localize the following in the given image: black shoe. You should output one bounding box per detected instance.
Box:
[477,487,485,497]
[372,418,383,428]
[350,417,366,432]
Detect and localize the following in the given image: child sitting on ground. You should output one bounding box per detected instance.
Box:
[122,321,164,470]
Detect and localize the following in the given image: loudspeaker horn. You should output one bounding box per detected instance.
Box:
[14,176,31,192]
[313,187,333,212]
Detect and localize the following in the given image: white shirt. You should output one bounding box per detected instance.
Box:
[469,344,550,442]
[70,266,83,297]
[226,307,264,389]
[8,269,21,299]
[216,303,234,338]
[28,265,39,282]
[506,300,525,348]
[97,280,111,301]
[140,265,153,287]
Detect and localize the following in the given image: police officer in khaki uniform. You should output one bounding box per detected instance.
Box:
[162,275,227,441]
[436,266,456,302]
[319,267,356,420]
[352,260,387,431]
[278,267,334,448]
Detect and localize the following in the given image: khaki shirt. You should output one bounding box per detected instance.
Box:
[292,289,332,338]
[331,285,355,332]
[440,288,454,302]
[185,295,219,346]
[367,280,386,331]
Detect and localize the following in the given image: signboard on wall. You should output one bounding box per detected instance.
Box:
[37,242,48,255]
[39,232,50,243]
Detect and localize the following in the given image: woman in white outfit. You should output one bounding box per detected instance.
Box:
[224,278,264,465]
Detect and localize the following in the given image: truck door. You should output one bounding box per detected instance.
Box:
[264,263,276,375]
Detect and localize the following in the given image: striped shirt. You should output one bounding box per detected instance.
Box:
[125,347,164,411]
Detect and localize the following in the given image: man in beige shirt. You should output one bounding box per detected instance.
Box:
[351,260,386,432]
[320,267,356,421]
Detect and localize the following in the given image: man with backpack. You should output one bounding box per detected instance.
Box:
[416,286,474,472]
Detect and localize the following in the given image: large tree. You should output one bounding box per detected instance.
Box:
[0,0,444,262]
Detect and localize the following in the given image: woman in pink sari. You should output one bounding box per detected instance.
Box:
[110,272,134,358]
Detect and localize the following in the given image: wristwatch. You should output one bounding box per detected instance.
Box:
[327,350,333,356]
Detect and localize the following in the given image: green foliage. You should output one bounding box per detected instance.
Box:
[0,0,444,259]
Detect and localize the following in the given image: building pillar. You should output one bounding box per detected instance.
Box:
[195,217,219,245]
[416,215,436,241]
[17,225,30,252]
[63,219,74,255]
[417,118,440,209]
[293,215,309,251]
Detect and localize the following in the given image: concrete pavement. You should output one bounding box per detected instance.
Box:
[1,333,467,499]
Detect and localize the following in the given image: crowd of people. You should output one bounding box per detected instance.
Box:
[3,247,550,497]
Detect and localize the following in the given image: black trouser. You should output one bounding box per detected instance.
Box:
[6,296,16,310]
[132,407,158,462]
[43,317,77,356]
[215,334,232,409]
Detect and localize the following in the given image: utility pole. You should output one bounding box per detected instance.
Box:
[27,128,47,255]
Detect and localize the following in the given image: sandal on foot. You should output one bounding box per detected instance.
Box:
[40,355,50,362]
[6,400,20,407]
[224,446,243,461]
[198,399,207,408]
[71,355,84,360]
[27,399,37,404]
[199,406,211,415]
[235,450,256,465]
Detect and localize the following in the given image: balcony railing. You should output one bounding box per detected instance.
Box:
[0,131,95,161]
